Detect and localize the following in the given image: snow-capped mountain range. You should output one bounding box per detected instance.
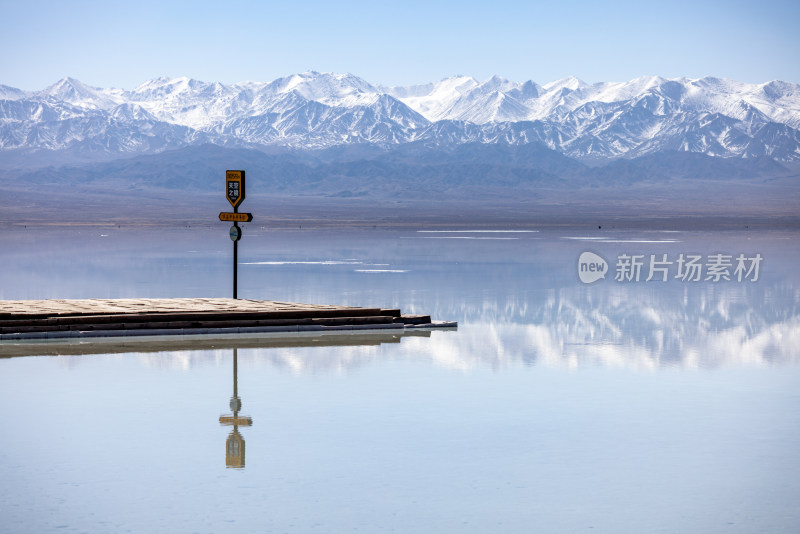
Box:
[2,71,800,161]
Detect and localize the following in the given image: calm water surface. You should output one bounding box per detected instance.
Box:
[1,225,798,533]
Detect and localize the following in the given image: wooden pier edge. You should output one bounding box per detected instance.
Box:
[0,298,457,341]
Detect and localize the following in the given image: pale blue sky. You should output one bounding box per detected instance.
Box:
[1,0,798,90]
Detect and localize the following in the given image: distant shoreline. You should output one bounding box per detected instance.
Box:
[2,201,798,231]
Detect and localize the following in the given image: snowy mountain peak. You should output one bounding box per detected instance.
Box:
[109,103,157,122]
[38,77,112,107]
[386,75,480,121]
[542,76,587,92]
[35,77,130,113]
[479,75,519,92]
[268,71,378,104]
[129,76,208,99]
[0,84,28,100]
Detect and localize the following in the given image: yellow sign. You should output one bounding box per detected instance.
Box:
[219,415,253,426]
[226,170,245,208]
[219,212,253,222]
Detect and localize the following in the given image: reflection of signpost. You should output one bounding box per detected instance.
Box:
[220,348,252,469]
[220,170,251,299]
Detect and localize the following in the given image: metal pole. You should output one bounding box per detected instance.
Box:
[233,199,239,300]
[233,347,238,401]
[233,222,238,299]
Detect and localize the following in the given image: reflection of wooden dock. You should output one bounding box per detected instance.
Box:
[0,329,434,358]
[0,298,456,341]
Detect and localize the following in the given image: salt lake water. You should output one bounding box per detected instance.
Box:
[1,225,799,533]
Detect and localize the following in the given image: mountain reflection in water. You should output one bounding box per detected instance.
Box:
[123,286,796,372]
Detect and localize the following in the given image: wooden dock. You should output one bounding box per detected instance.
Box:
[0,298,456,341]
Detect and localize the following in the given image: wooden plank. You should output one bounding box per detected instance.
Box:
[398,315,433,325]
[0,298,365,318]
[0,315,398,334]
[0,308,388,327]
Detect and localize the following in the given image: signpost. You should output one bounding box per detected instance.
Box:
[226,170,245,209]
[221,170,251,299]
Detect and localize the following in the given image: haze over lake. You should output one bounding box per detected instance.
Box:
[1,224,798,532]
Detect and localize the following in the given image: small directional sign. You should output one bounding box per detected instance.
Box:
[219,212,253,222]
[226,170,245,209]
[219,415,253,426]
